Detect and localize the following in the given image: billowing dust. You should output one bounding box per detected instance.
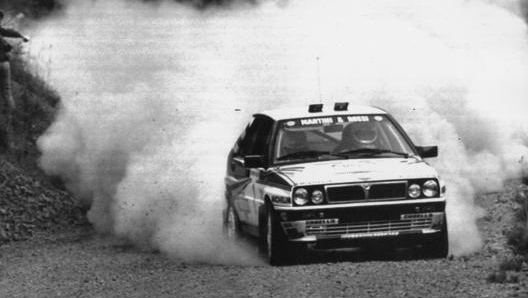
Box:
[21,0,528,263]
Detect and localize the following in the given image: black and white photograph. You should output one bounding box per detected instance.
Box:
[1,0,528,297]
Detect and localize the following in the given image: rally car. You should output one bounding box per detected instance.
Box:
[223,102,448,264]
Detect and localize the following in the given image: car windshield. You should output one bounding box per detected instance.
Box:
[274,114,415,163]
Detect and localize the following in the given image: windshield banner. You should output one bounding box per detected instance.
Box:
[284,115,383,128]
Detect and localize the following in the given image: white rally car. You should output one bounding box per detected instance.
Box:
[224,103,447,264]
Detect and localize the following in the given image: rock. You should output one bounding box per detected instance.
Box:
[0,228,8,242]
[0,157,86,244]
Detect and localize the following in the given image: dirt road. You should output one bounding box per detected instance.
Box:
[1,184,527,298]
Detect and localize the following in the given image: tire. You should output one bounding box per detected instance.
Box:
[223,203,242,242]
[424,216,449,259]
[263,207,288,265]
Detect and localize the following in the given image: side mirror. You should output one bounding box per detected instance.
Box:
[244,155,266,168]
[416,146,438,158]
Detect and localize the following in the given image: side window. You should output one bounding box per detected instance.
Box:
[252,117,274,155]
[233,119,252,155]
[237,119,259,156]
[236,116,274,156]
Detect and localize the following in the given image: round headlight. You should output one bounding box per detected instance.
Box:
[311,190,324,204]
[423,180,438,197]
[293,188,308,205]
[408,184,421,199]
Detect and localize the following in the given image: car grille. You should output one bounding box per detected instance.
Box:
[326,185,365,202]
[305,217,433,237]
[369,183,407,199]
[326,182,407,203]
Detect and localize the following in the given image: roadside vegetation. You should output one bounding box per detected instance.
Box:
[487,183,528,284]
[1,0,256,15]
[508,184,528,256]
[0,0,61,19]
[8,46,60,162]
[0,43,86,244]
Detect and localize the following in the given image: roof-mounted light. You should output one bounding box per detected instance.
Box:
[334,102,348,111]
[308,104,323,113]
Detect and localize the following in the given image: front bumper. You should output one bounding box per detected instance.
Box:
[278,201,446,243]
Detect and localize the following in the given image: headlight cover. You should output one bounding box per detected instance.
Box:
[423,180,439,197]
[311,190,324,204]
[293,188,309,205]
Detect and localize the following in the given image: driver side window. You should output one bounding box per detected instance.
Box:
[236,116,274,156]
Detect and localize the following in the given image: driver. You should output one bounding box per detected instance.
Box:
[334,121,378,153]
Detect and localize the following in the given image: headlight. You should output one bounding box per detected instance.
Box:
[293,188,308,205]
[408,184,421,199]
[311,190,324,204]
[423,180,438,197]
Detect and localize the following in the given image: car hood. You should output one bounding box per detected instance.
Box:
[274,158,438,186]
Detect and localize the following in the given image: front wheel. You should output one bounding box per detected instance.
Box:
[264,207,288,265]
[423,216,449,258]
[223,204,242,241]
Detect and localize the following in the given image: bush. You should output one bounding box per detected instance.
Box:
[486,270,520,284]
[499,256,524,272]
[507,185,528,256]
[0,0,62,19]
[0,44,60,162]
[487,255,524,284]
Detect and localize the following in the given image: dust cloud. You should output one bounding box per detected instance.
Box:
[23,0,528,261]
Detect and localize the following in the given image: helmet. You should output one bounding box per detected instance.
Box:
[344,121,378,145]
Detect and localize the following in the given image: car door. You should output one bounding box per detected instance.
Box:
[246,116,275,226]
[227,115,274,227]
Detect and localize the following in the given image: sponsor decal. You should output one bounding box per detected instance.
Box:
[283,115,385,128]
[306,218,339,225]
[341,231,399,239]
[347,116,369,122]
[286,115,379,127]
[401,213,434,220]
[300,117,334,126]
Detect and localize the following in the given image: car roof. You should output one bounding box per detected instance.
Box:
[257,103,387,121]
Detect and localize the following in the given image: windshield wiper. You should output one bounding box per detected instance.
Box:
[334,148,409,158]
[277,150,333,161]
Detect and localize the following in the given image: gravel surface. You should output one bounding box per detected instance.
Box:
[1,183,527,298]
